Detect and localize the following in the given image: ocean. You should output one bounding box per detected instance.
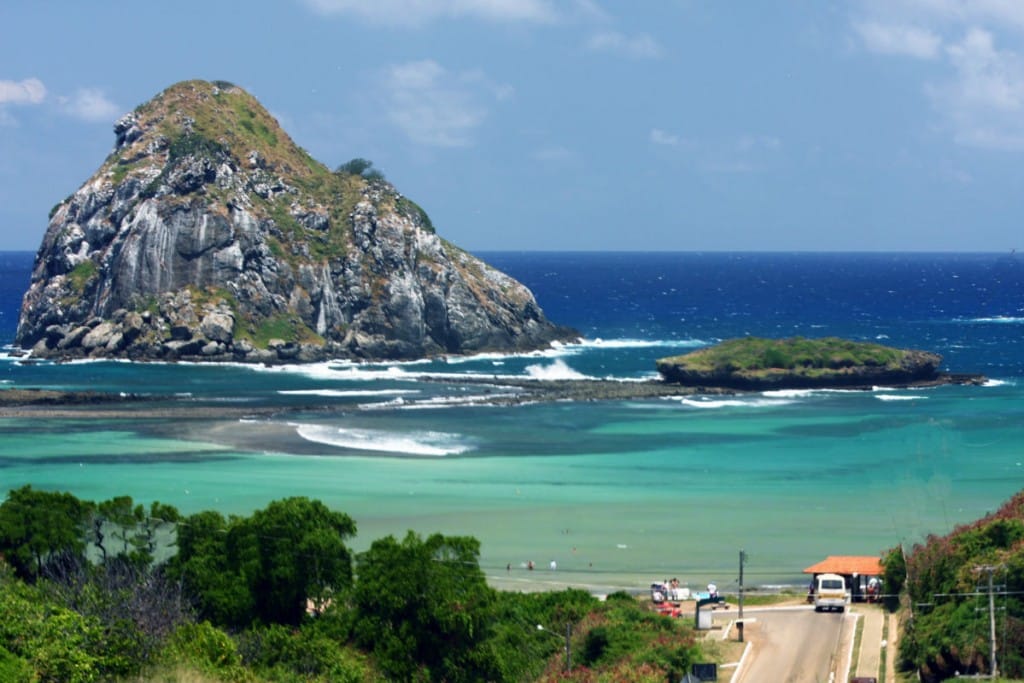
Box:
[2,251,1023,594]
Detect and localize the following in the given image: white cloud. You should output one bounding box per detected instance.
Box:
[380,60,509,147]
[60,88,120,123]
[854,21,942,59]
[856,0,1024,32]
[586,31,663,59]
[853,1,1024,149]
[0,77,46,105]
[650,128,679,146]
[302,0,555,26]
[903,0,1024,32]
[928,28,1024,148]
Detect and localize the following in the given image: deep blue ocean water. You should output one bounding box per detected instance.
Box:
[2,251,1023,592]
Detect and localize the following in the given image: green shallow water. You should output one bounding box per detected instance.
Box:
[4,381,1022,594]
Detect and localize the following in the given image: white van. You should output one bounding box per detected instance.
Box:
[814,573,849,612]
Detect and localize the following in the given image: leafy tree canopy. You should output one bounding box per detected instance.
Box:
[353,530,495,681]
[0,485,92,581]
[172,498,356,628]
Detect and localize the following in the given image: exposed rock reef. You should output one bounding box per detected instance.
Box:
[654,336,973,390]
[16,80,576,363]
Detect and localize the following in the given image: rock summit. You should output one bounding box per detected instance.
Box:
[16,80,577,363]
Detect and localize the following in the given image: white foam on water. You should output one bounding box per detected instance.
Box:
[278,388,418,398]
[761,389,818,398]
[875,394,927,401]
[984,378,1011,387]
[575,337,709,350]
[678,396,795,409]
[250,358,519,384]
[961,316,1024,324]
[439,337,708,365]
[443,346,569,364]
[364,393,522,410]
[524,359,591,380]
[293,424,473,456]
[762,387,861,398]
[254,361,417,382]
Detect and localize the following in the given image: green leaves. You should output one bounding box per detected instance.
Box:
[353,531,495,681]
[898,491,1024,678]
[171,497,356,628]
[0,485,91,581]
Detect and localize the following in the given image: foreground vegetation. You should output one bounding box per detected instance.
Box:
[0,486,704,682]
[884,491,1024,681]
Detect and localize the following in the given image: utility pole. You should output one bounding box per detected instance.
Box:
[738,549,747,642]
[564,622,572,673]
[975,564,1000,679]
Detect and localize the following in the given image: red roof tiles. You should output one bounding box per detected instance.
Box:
[803,555,883,576]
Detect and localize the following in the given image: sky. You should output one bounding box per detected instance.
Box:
[2,0,1024,252]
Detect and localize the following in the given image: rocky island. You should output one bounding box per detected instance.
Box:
[655,336,982,390]
[15,80,577,363]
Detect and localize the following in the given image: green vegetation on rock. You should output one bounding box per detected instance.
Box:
[657,336,941,389]
[661,336,903,373]
[18,79,575,364]
[67,260,99,294]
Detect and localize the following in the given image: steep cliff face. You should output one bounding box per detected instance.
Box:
[16,80,576,362]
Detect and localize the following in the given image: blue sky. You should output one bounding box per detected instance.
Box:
[2,0,1024,252]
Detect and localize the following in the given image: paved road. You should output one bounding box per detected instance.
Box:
[732,606,849,683]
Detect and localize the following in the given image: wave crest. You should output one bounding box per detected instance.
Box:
[524,359,590,380]
[293,424,473,456]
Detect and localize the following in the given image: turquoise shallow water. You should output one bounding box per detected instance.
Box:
[3,376,1021,593]
[3,252,1024,593]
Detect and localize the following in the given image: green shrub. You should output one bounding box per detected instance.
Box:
[67,260,99,295]
[164,621,248,680]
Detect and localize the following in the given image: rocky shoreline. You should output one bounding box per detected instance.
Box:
[0,371,988,416]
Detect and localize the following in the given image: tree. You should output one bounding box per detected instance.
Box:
[132,501,180,567]
[231,497,356,626]
[169,509,253,627]
[172,498,356,628]
[0,485,91,581]
[353,531,495,681]
[94,495,137,562]
[335,157,386,181]
[881,544,906,612]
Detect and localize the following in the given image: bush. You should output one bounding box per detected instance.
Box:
[0,647,33,683]
[163,621,249,681]
[0,569,121,682]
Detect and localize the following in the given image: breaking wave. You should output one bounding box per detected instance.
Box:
[524,359,590,380]
[875,394,927,401]
[278,388,418,398]
[960,316,1024,324]
[293,424,473,456]
[677,396,796,409]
